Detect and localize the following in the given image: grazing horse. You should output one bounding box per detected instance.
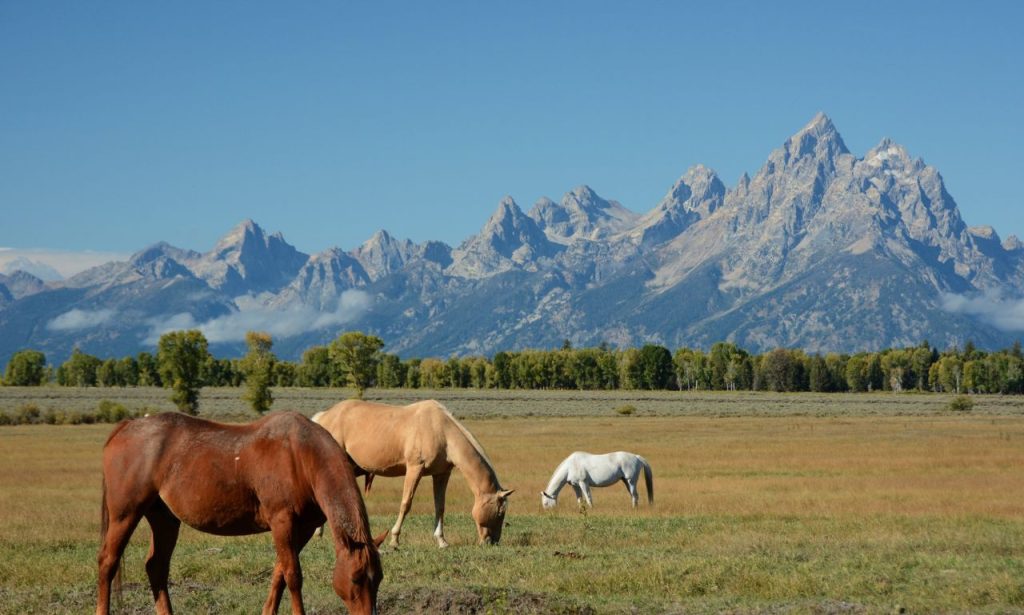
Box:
[96,411,385,615]
[313,400,514,548]
[541,451,653,510]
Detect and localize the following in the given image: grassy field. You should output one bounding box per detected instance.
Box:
[1,387,1023,613]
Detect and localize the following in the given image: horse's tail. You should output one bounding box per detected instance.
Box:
[639,456,653,505]
[363,472,375,495]
[99,475,123,607]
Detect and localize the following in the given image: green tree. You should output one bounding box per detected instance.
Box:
[3,349,48,386]
[491,351,512,389]
[808,354,831,392]
[137,352,162,387]
[636,344,674,390]
[60,348,102,387]
[273,361,298,387]
[329,331,384,398]
[240,331,275,414]
[376,353,405,389]
[117,357,140,386]
[760,348,806,392]
[845,355,867,392]
[419,357,445,389]
[157,330,211,415]
[298,345,335,387]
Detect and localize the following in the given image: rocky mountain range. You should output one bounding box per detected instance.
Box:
[2,113,1022,363]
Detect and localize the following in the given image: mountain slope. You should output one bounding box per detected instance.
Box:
[2,114,1021,363]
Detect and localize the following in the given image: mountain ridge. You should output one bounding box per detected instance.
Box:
[3,114,1021,363]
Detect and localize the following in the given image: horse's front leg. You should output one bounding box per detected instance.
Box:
[579,482,594,508]
[431,471,452,548]
[570,483,586,511]
[390,464,424,547]
[263,515,311,615]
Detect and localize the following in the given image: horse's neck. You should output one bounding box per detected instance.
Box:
[446,424,501,497]
[544,462,570,497]
[314,466,370,545]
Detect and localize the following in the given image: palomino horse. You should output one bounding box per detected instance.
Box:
[541,451,653,510]
[313,400,514,548]
[96,411,385,615]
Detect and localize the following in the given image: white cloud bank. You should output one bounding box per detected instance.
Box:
[144,290,373,344]
[47,308,118,331]
[940,289,1024,332]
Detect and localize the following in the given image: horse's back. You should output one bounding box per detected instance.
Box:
[103,411,340,534]
[315,399,452,475]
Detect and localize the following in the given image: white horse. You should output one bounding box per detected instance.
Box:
[541,451,653,510]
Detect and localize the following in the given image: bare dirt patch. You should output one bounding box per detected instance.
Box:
[374,586,596,615]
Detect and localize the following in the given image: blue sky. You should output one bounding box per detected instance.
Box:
[2,2,1022,264]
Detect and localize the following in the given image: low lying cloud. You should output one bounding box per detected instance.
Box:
[47,308,118,331]
[144,290,373,344]
[940,289,1024,332]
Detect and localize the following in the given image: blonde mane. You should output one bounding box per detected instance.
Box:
[436,402,499,483]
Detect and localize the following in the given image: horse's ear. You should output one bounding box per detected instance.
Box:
[498,489,515,499]
[373,530,389,548]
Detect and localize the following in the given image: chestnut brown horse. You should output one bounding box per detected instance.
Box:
[96,411,384,615]
[313,400,513,548]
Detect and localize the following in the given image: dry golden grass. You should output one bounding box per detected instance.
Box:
[365,415,1024,523]
[1,392,1023,613]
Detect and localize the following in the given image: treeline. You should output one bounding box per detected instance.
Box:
[4,332,1023,396]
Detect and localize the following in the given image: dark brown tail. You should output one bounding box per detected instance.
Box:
[364,472,375,494]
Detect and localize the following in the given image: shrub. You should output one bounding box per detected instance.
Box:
[96,400,129,423]
[615,404,637,416]
[16,404,41,425]
[948,395,974,412]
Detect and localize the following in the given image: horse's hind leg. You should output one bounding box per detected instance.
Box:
[431,471,452,548]
[96,506,144,615]
[623,478,639,508]
[143,500,181,615]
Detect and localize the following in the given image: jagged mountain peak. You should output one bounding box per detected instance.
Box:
[212,218,269,253]
[495,195,520,214]
[352,229,417,281]
[863,137,925,174]
[129,241,200,267]
[780,112,850,163]
[634,165,726,247]
[490,196,542,235]
[4,114,1023,364]
[0,269,46,300]
[528,185,638,243]
[449,195,557,277]
[193,219,308,295]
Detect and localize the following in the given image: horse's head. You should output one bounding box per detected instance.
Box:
[333,531,386,615]
[540,490,557,510]
[472,489,514,544]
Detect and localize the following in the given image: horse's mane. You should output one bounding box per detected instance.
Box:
[436,403,498,479]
